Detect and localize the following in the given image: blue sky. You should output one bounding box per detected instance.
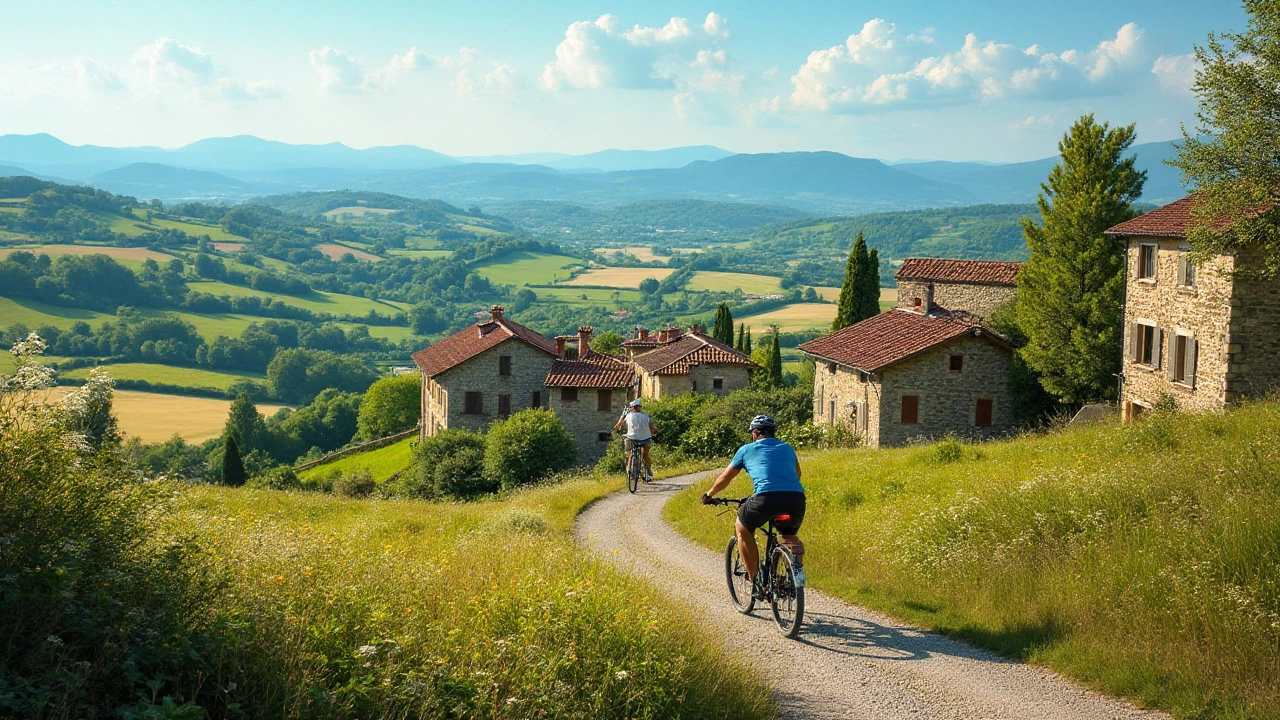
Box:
[0,1,1244,161]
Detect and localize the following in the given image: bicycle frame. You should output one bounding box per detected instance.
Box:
[708,495,805,637]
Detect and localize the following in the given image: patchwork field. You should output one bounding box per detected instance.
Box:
[323,206,397,219]
[688,271,783,295]
[474,251,586,285]
[740,302,837,332]
[0,244,178,269]
[187,280,409,317]
[562,266,675,288]
[151,217,243,241]
[61,362,264,391]
[299,436,416,484]
[813,286,898,304]
[315,243,381,262]
[0,296,113,330]
[593,245,667,263]
[35,387,288,443]
[534,286,645,306]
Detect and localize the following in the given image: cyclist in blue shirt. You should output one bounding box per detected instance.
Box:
[702,415,806,594]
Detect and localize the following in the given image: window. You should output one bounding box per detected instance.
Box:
[692,380,698,392]
[464,391,483,415]
[1138,244,1157,280]
[901,395,919,424]
[1169,334,1198,387]
[498,394,511,416]
[597,390,612,412]
[498,355,512,376]
[531,391,541,409]
[1130,323,1162,367]
[949,354,963,372]
[826,362,836,374]
[597,431,612,442]
[713,377,723,390]
[1177,253,1196,286]
[561,387,578,402]
[975,398,993,427]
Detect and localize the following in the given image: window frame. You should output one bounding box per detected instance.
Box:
[1169,332,1198,388]
[1131,322,1162,368]
[498,393,511,417]
[712,377,724,390]
[531,391,541,409]
[1176,251,1197,287]
[560,387,578,403]
[1137,243,1158,280]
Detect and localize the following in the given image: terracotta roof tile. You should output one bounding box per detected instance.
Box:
[545,352,635,388]
[896,258,1021,285]
[798,309,1009,372]
[632,332,756,375]
[1104,196,1271,238]
[411,316,557,378]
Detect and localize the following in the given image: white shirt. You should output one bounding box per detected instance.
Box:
[620,410,653,441]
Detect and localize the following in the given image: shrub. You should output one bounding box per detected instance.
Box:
[409,428,492,499]
[331,468,376,498]
[356,373,421,441]
[680,414,749,458]
[247,465,303,491]
[484,409,576,490]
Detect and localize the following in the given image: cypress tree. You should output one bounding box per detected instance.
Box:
[856,247,881,319]
[225,393,267,455]
[765,328,783,387]
[735,323,746,352]
[1017,114,1145,404]
[222,436,246,487]
[713,302,734,345]
[832,231,868,331]
[744,327,752,354]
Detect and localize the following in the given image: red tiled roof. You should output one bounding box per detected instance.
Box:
[632,332,756,375]
[1105,195,1276,238]
[545,352,635,388]
[620,337,660,348]
[411,316,558,378]
[798,309,1010,372]
[896,258,1021,286]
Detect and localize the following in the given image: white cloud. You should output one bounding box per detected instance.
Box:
[540,12,731,91]
[1152,53,1199,94]
[128,38,277,103]
[1007,113,1055,131]
[790,21,1149,113]
[309,46,370,93]
[310,45,517,97]
[215,77,282,101]
[75,57,124,92]
[133,38,215,88]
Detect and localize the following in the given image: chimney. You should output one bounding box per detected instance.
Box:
[578,326,593,358]
[689,324,702,335]
[638,327,649,340]
[490,305,505,322]
[556,337,566,358]
[924,283,935,312]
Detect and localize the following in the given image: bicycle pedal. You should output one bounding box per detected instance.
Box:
[793,569,806,588]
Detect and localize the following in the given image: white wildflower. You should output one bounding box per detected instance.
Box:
[615,670,629,680]
[357,644,378,658]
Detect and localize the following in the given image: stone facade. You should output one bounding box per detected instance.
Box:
[812,335,1012,448]
[549,387,627,463]
[420,338,554,437]
[639,363,751,399]
[896,279,1017,319]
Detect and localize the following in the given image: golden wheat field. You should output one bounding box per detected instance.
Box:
[562,267,675,288]
[593,245,666,263]
[741,303,838,332]
[0,245,177,263]
[36,388,288,443]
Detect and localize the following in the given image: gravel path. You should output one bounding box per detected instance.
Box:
[575,472,1169,720]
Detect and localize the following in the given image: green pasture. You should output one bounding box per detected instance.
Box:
[404,236,442,250]
[61,362,263,391]
[387,248,451,260]
[187,281,409,317]
[0,297,114,331]
[152,217,244,241]
[299,436,416,484]
[687,271,783,295]
[473,251,586,285]
[533,286,644,306]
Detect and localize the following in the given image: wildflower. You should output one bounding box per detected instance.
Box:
[615,670,629,680]
[358,645,378,658]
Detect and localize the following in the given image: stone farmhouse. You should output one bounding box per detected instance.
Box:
[895,258,1021,320]
[1106,197,1280,419]
[799,307,1014,447]
[545,327,636,462]
[622,326,757,399]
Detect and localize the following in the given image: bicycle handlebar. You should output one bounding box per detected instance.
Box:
[704,495,747,506]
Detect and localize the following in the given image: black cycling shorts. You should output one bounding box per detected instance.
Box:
[738,491,805,534]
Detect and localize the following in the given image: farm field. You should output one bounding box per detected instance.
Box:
[339,321,417,343]
[688,271,783,295]
[0,244,179,270]
[740,302,837,332]
[593,245,667,263]
[404,236,443,250]
[473,251,586,285]
[187,280,409,317]
[62,362,264,391]
[315,243,381,262]
[0,296,113,330]
[386,248,451,259]
[212,242,245,253]
[35,387,288,443]
[323,206,397,219]
[562,266,674,288]
[813,286,897,304]
[151,217,244,241]
[299,436,415,484]
[534,286,644,306]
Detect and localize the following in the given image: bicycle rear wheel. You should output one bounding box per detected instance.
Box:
[768,547,804,638]
[626,452,640,494]
[724,536,755,613]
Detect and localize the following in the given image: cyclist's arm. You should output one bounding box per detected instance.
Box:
[648,420,658,435]
[612,414,626,433]
[704,465,741,499]
[795,461,802,480]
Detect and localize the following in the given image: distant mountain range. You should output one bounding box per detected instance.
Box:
[0,133,1189,212]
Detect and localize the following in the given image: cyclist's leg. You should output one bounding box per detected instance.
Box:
[640,442,653,478]
[624,438,634,475]
[734,519,759,582]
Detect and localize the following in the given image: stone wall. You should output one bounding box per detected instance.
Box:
[640,371,688,399]
[897,280,1016,319]
[875,336,1013,447]
[688,364,751,396]
[812,360,881,446]
[1121,237,1235,415]
[430,338,555,435]
[549,387,626,463]
[1229,247,1280,400]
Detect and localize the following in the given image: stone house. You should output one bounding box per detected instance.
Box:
[545,326,637,462]
[411,305,559,438]
[799,308,1014,447]
[896,258,1021,320]
[626,326,757,399]
[1106,197,1280,419]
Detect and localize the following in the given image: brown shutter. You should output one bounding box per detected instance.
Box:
[1166,333,1178,380]
[858,401,868,433]
[901,395,919,424]
[498,355,512,376]
[1187,338,1198,388]
[597,389,612,411]
[1152,327,1163,369]
[498,394,511,416]
[975,398,993,427]
[465,392,482,414]
[531,391,541,409]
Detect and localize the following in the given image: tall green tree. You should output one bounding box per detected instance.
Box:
[1171,1,1280,275]
[857,247,881,319]
[832,231,871,331]
[222,435,246,487]
[735,323,746,352]
[356,374,421,441]
[744,327,752,354]
[1017,114,1146,404]
[754,327,784,388]
[712,303,734,345]
[225,393,268,454]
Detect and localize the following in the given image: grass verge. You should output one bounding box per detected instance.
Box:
[666,404,1280,719]
[299,436,417,484]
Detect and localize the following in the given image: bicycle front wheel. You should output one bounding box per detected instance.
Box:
[626,453,640,494]
[768,547,804,638]
[725,536,755,614]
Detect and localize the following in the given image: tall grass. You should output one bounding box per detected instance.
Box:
[667,403,1280,719]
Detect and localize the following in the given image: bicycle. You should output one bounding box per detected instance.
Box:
[705,497,805,638]
[621,436,651,494]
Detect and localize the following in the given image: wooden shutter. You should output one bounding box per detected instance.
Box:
[1186,338,1198,388]
[1176,254,1188,285]
[1166,333,1178,380]
[975,398,993,427]
[498,394,511,416]
[597,389,612,412]
[901,395,919,424]
[857,401,868,433]
[464,392,482,414]
[499,355,512,376]
[531,391,541,409]
[1152,327,1163,369]
[1128,323,1139,361]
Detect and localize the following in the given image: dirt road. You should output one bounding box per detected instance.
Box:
[575,472,1168,720]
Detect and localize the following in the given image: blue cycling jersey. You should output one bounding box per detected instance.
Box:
[730,438,804,495]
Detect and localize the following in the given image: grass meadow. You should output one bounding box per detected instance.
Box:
[474,251,586,285]
[667,403,1280,719]
[740,303,837,333]
[562,267,675,288]
[300,436,417,484]
[36,387,289,443]
[0,244,179,270]
[316,243,382,262]
[166,477,775,719]
[187,280,409,317]
[61,361,263,391]
[534,286,645,306]
[0,296,113,330]
[687,271,783,295]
